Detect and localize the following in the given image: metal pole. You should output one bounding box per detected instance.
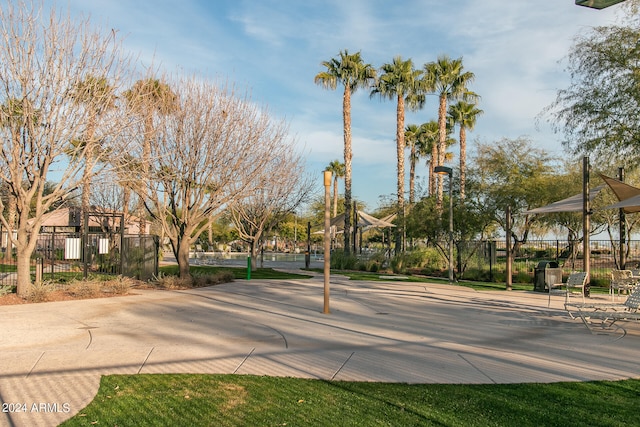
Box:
[305,221,311,269]
[506,206,512,290]
[323,170,332,314]
[583,156,591,296]
[619,167,626,269]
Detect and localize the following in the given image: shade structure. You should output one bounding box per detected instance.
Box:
[575,0,627,9]
[600,194,640,212]
[523,185,604,214]
[599,174,640,213]
[329,210,396,231]
[313,210,396,235]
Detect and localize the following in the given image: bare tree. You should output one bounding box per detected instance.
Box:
[124,74,296,278]
[0,1,133,297]
[230,148,314,270]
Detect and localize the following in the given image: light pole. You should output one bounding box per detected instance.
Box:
[435,166,454,283]
[323,170,332,314]
[575,0,626,9]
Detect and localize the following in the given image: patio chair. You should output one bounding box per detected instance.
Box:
[610,270,637,301]
[565,284,640,332]
[548,271,587,307]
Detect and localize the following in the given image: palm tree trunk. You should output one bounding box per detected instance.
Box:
[429,145,437,196]
[395,94,405,254]
[332,176,338,218]
[343,87,352,254]
[436,94,447,209]
[409,144,416,205]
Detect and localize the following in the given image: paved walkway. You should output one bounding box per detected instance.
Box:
[1,271,640,426]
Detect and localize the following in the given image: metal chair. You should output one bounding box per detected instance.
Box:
[610,270,637,301]
[549,272,587,307]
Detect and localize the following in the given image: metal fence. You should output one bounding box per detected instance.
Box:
[460,239,638,285]
[0,233,159,287]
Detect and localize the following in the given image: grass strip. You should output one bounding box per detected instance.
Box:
[159,265,312,280]
[61,374,639,427]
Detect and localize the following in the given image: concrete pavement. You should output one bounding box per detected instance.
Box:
[1,271,640,426]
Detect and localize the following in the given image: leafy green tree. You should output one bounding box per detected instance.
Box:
[470,137,563,254]
[447,100,483,200]
[371,56,424,252]
[542,7,640,166]
[405,190,492,277]
[315,50,376,254]
[423,55,476,206]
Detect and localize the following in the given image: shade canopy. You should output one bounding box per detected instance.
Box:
[601,194,640,212]
[314,211,396,235]
[599,174,640,213]
[330,210,396,230]
[575,0,627,9]
[523,185,604,214]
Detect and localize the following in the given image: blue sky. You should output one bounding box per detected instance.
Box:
[52,0,623,209]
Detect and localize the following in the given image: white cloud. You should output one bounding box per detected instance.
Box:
[34,0,630,208]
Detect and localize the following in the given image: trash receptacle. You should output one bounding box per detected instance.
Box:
[533,261,562,292]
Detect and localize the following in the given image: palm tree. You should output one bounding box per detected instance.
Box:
[448,100,483,200]
[418,120,440,197]
[423,55,476,206]
[404,124,418,205]
[70,75,115,230]
[325,160,345,217]
[371,56,423,252]
[124,78,178,232]
[315,50,376,254]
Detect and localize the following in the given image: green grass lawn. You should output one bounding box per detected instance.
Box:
[60,374,640,426]
[326,270,612,294]
[159,265,313,280]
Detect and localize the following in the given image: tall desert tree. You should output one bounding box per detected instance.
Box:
[371,56,424,252]
[127,75,295,278]
[315,50,376,254]
[423,55,476,206]
[70,75,116,229]
[0,1,132,297]
[448,100,483,200]
[325,160,345,217]
[542,10,640,167]
[231,149,314,270]
[471,137,558,254]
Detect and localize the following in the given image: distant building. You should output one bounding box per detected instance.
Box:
[33,207,150,234]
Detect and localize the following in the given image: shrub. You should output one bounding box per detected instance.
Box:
[28,281,54,302]
[330,250,358,270]
[154,270,234,289]
[513,271,532,284]
[67,281,101,298]
[154,274,192,289]
[102,276,134,294]
[191,270,235,287]
[390,249,436,274]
